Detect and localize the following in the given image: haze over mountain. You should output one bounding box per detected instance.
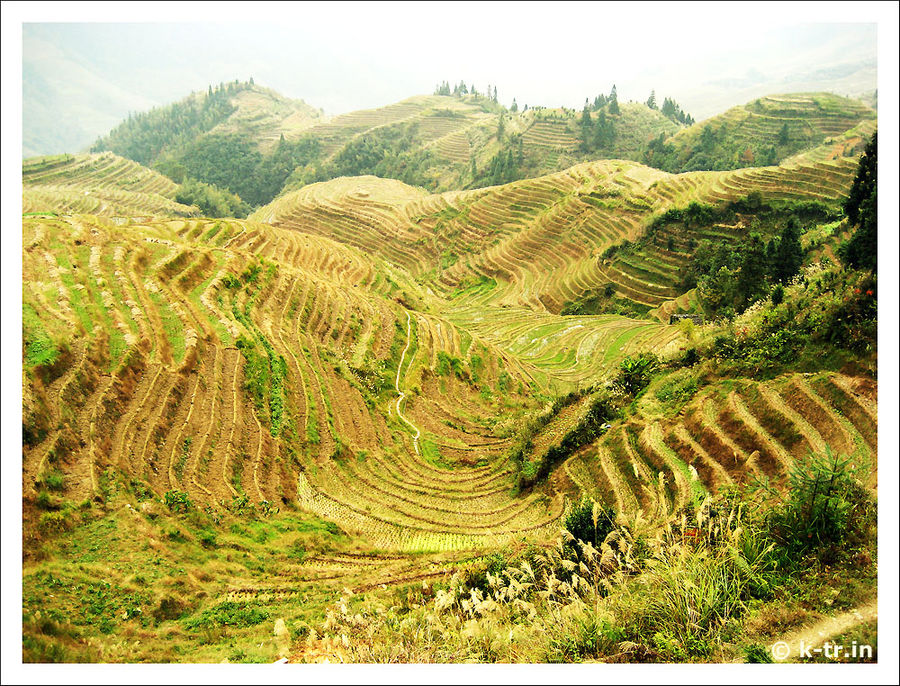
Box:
[22,17,877,157]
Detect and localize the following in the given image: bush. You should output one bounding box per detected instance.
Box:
[38,510,74,533]
[175,177,250,218]
[183,602,269,630]
[767,447,874,561]
[197,528,218,549]
[564,497,616,549]
[615,353,660,396]
[35,490,61,511]
[654,370,699,408]
[164,490,193,513]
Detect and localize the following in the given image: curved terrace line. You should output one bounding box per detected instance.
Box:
[395,310,421,455]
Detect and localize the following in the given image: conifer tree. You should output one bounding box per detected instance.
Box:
[840,131,877,272]
[775,218,804,284]
[608,85,620,115]
[579,106,593,152]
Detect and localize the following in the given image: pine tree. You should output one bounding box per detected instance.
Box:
[737,233,769,308]
[646,90,657,109]
[608,85,620,115]
[839,132,877,272]
[493,86,498,103]
[579,106,593,152]
[778,122,790,146]
[510,98,518,112]
[775,218,803,284]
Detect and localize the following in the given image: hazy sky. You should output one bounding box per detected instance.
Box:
[23,9,879,113]
[6,1,898,156]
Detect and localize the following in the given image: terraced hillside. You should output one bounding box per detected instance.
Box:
[599,121,876,318]
[646,92,876,173]
[23,152,198,218]
[204,85,324,153]
[93,82,322,162]
[258,122,870,331]
[22,113,877,553]
[546,372,877,520]
[22,211,588,552]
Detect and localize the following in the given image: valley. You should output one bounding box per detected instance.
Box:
[20,81,879,665]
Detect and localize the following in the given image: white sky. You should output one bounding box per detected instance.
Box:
[15,3,886,117]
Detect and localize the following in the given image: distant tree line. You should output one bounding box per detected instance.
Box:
[155,132,322,207]
[659,96,695,125]
[587,84,620,115]
[434,80,499,103]
[175,178,250,218]
[472,133,525,187]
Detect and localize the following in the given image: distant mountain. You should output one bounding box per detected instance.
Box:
[22,36,159,158]
[86,83,697,205]
[30,81,876,221]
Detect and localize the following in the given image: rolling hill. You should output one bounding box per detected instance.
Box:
[643,92,876,173]
[20,86,878,664]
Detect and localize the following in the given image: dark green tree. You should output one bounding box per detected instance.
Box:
[839,132,877,272]
[608,84,620,115]
[593,110,614,150]
[646,90,657,109]
[579,105,593,152]
[510,98,518,112]
[736,233,769,308]
[774,218,804,284]
[778,122,790,146]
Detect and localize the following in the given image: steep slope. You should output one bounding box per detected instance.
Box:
[92,81,321,164]
[21,211,575,552]
[255,120,871,330]
[22,152,198,218]
[645,92,875,173]
[547,372,877,520]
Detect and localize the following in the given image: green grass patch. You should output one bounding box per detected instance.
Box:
[148,290,186,363]
[23,302,61,368]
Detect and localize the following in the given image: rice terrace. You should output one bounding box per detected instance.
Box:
[12,12,890,674]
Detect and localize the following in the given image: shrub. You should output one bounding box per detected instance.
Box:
[744,643,774,663]
[183,602,269,630]
[43,472,65,491]
[197,528,217,549]
[38,510,74,533]
[767,447,874,561]
[35,490,60,511]
[654,370,699,408]
[164,490,193,513]
[564,497,616,549]
[615,353,660,396]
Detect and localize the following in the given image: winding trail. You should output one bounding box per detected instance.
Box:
[770,598,878,662]
[395,310,421,455]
